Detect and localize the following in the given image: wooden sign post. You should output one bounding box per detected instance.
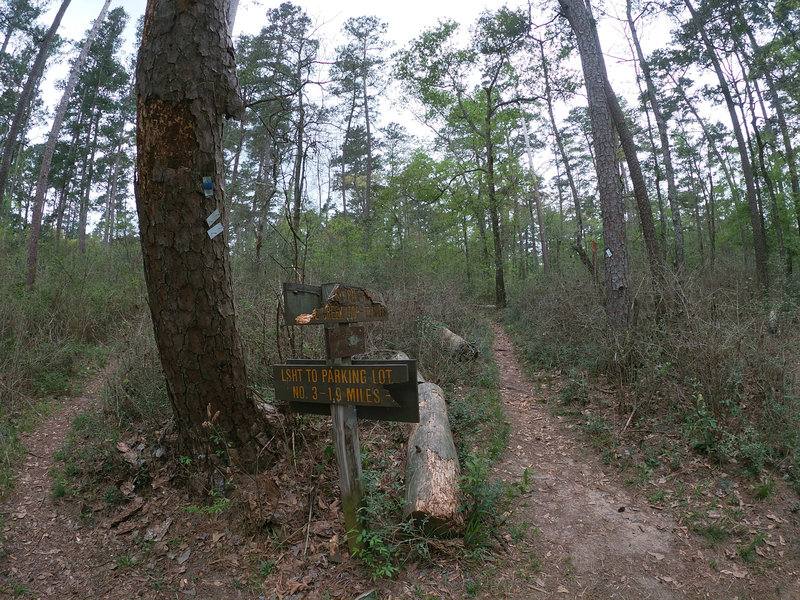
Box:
[275,283,419,554]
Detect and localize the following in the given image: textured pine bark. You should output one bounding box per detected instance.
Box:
[135,0,266,477]
[559,0,630,331]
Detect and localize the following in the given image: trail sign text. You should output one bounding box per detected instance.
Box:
[277,359,420,423]
[274,363,408,408]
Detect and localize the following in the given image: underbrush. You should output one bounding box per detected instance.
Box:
[51,261,519,587]
[507,263,800,493]
[0,236,146,496]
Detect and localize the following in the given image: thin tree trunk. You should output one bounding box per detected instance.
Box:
[340,91,357,219]
[77,110,100,254]
[0,0,71,217]
[485,89,506,309]
[521,117,549,275]
[684,0,768,289]
[362,54,373,234]
[55,179,70,247]
[707,164,716,268]
[26,0,110,285]
[103,139,124,247]
[626,0,684,270]
[228,118,245,198]
[738,10,800,240]
[538,37,592,274]
[290,81,305,281]
[670,74,741,206]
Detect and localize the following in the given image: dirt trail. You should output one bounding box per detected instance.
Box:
[0,367,138,598]
[3,327,800,599]
[488,323,798,599]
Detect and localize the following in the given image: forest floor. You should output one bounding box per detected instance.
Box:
[2,324,800,598]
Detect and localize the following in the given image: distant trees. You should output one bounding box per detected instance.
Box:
[26,0,111,286]
[0,0,70,219]
[1,0,799,353]
[396,7,532,308]
[331,15,388,232]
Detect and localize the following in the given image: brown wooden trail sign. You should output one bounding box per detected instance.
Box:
[276,359,420,423]
[275,282,419,554]
[274,363,405,407]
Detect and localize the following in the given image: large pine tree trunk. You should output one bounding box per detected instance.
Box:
[559,0,630,331]
[584,2,663,288]
[135,0,268,481]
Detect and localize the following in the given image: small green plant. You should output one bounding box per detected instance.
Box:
[115,553,139,569]
[691,523,730,546]
[257,558,275,577]
[104,486,124,506]
[648,490,666,503]
[580,415,616,451]
[351,456,418,581]
[528,550,542,572]
[461,454,505,550]
[508,520,530,542]
[465,580,480,598]
[753,478,774,501]
[2,581,34,596]
[354,528,402,580]
[182,494,231,515]
[739,533,766,563]
[51,477,67,499]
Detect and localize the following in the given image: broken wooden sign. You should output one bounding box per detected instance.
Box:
[283,282,388,326]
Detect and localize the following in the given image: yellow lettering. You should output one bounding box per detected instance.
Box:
[281,368,302,382]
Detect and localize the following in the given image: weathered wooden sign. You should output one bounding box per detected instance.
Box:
[274,363,406,407]
[275,359,420,423]
[275,281,419,554]
[283,282,388,326]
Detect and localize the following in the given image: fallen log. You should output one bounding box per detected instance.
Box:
[405,382,463,535]
[438,325,479,361]
[390,351,462,535]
